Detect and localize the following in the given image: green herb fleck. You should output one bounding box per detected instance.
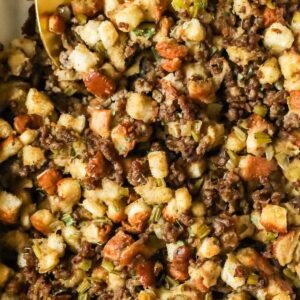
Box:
[133,27,156,38]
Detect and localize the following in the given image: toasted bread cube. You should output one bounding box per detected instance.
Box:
[0,263,12,287]
[37,168,62,195]
[0,191,22,224]
[226,46,258,66]
[175,187,192,213]
[7,49,29,76]
[19,129,38,145]
[107,200,126,223]
[10,38,36,58]
[81,221,112,244]
[82,198,106,218]
[30,209,55,235]
[190,260,221,292]
[134,0,167,22]
[67,158,87,180]
[187,79,215,104]
[258,57,281,85]
[197,237,221,259]
[292,11,300,32]
[239,155,277,181]
[107,272,126,291]
[264,23,294,55]
[182,19,206,42]
[279,50,300,80]
[0,119,13,139]
[187,160,206,178]
[98,20,119,49]
[273,230,300,266]
[110,4,144,32]
[225,131,246,152]
[22,145,46,168]
[233,0,253,19]
[125,199,151,229]
[106,35,127,72]
[26,88,54,118]
[103,231,134,261]
[111,124,136,156]
[62,225,81,251]
[289,90,300,112]
[74,20,101,47]
[135,177,174,205]
[148,151,168,178]
[49,13,65,34]
[126,93,158,123]
[58,114,86,133]
[260,204,287,233]
[0,136,23,163]
[57,178,81,213]
[221,254,246,289]
[69,44,99,73]
[71,0,103,17]
[90,109,111,138]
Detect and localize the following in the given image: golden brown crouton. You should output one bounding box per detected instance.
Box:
[37,168,62,195]
[71,0,103,17]
[0,191,22,224]
[89,109,111,138]
[260,204,287,234]
[30,209,55,235]
[187,79,216,104]
[239,155,277,181]
[103,231,134,262]
[273,230,300,266]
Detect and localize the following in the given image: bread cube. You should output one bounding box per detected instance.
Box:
[37,168,62,195]
[81,221,112,244]
[175,187,192,213]
[30,209,55,235]
[134,0,167,22]
[126,93,158,123]
[58,114,86,133]
[98,21,119,49]
[239,155,277,181]
[69,44,99,73]
[197,237,221,259]
[26,88,54,117]
[187,160,206,178]
[89,109,111,138]
[125,199,151,229]
[0,119,13,139]
[187,79,215,104]
[264,23,294,55]
[0,136,23,163]
[0,191,22,224]
[278,50,300,80]
[273,230,300,266]
[221,254,246,289]
[7,49,29,76]
[148,151,168,178]
[233,0,253,19]
[82,198,106,218]
[0,263,12,287]
[67,158,87,180]
[135,177,174,205]
[111,124,136,156]
[75,20,102,47]
[182,19,206,42]
[19,129,38,145]
[226,46,258,66]
[22,145,46,168]
[10,38,36,58]
[71,0,103,17]
[57,178,81,213]
[260,204,287,233]
[110,4,144,32]
[292,11,300,32]
[258,57,281,85]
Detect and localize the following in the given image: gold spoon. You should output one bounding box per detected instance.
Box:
[35,0,70,68]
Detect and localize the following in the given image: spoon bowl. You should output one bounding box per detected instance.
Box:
[35,0,70,68]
